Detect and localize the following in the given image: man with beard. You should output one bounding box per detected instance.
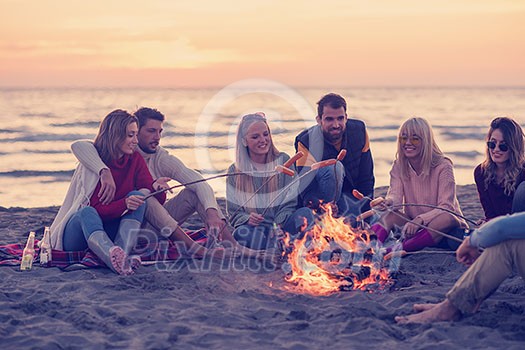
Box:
[71,107,258,258]
[294,93,375,216]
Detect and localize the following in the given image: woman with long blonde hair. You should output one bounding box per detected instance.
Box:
[370,117,467,252]
[475,117,525,222]
[226,113,313,250]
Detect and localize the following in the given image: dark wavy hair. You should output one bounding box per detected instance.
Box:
[481,117,525,195]
[134,107,165,128]
[93,109,138,164]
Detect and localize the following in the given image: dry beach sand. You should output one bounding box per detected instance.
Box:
[1,185,524,349]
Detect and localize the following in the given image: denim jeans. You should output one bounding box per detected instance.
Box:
[301,161,345,208]
[512,181,525,213]
[62,190,147,251]
[233,207,315,250]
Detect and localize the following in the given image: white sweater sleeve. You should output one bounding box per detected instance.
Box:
[71,140,108,175]
[155,149,223,216]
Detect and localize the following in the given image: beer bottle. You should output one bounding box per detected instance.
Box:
[20,231,36,271]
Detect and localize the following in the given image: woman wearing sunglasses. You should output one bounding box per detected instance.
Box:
[369,117,467,252]
[474,117,525,222]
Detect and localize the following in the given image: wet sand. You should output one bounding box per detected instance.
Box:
[1,185,524,349]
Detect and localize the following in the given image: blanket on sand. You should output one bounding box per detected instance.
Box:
[0,230,207,270]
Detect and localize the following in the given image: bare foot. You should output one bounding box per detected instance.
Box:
[413,303,439,312]
[395,300,461,324]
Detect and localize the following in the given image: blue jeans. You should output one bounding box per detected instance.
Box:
[301,161,345,208]
[62,191,147,251]
[512,181,525,213]
[233,207,315,250]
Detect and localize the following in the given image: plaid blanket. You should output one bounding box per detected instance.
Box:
[0,230,208,270]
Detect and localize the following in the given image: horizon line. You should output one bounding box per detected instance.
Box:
[1,84,524,90]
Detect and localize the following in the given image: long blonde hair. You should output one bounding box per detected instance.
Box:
[481,117,525,195]
[234,113,280,212]
[396,117,444,178]
[93,109,138,164]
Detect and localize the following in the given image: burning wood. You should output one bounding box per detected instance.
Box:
[281,204,392,295]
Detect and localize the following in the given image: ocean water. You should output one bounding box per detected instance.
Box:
[1,83,524,208]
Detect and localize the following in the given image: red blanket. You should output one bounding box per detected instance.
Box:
[0,230,207,269]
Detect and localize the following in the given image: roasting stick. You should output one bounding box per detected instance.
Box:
[387,209,463,243]
[383,249,455,260]
[260,158,339,217]
[357,202,463,243]
[143,170,278,201]
[226,152,304,222]
[332,149,347,202]
[209,152,304,249]
[391,203,479,227]
[353,190,477,228]
[352,190,466,243]
[352,189,477,261]
[353,190,478,227]
[120,171,276,217]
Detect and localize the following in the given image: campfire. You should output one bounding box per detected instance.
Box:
[281,205,391,296]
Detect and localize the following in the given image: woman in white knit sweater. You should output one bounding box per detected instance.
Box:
[226,113,313,250]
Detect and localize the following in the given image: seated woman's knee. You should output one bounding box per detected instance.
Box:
[78,206,99,219]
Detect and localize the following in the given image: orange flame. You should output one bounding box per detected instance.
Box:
[283,204,391,295]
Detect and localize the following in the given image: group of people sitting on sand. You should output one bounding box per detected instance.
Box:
[48,92,525,324]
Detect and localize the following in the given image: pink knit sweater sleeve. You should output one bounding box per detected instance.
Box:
[418,158,460,225]
[386,160,404,206]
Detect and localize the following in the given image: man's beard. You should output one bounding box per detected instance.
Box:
[322,130,344,144]
[139,144,158,154]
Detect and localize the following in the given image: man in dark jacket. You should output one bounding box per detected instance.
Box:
[294,93,375,216]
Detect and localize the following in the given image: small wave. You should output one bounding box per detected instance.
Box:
[441,131,484,140]
[51,121,100,128]
[371,136,397,143]
[448,151,482,158]
[0,133,94,143]
[0,170,74,178]
[271,128,288,135]
[206,145,230,150]
[164,130,231,138]
[162,144,191,150]
[434,124,485,130]
[20,112,56,118]
[368,124,401,130]
[453,163,477,169]
[274,117,310,123]
[0,128,23,134]
[21,149,70,154]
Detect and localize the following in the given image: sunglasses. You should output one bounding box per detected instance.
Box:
[487,141,509,152]
[399,136,422,145]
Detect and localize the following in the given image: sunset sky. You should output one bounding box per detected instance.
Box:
[1,0,524,87]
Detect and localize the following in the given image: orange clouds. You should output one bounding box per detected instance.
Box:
[0,1,524,87]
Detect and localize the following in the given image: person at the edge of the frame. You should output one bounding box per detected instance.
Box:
[71,107,258,258]
[395,210,525,324]
[294,93,375,217]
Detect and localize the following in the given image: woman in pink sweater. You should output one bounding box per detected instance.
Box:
[370,117,466,252]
